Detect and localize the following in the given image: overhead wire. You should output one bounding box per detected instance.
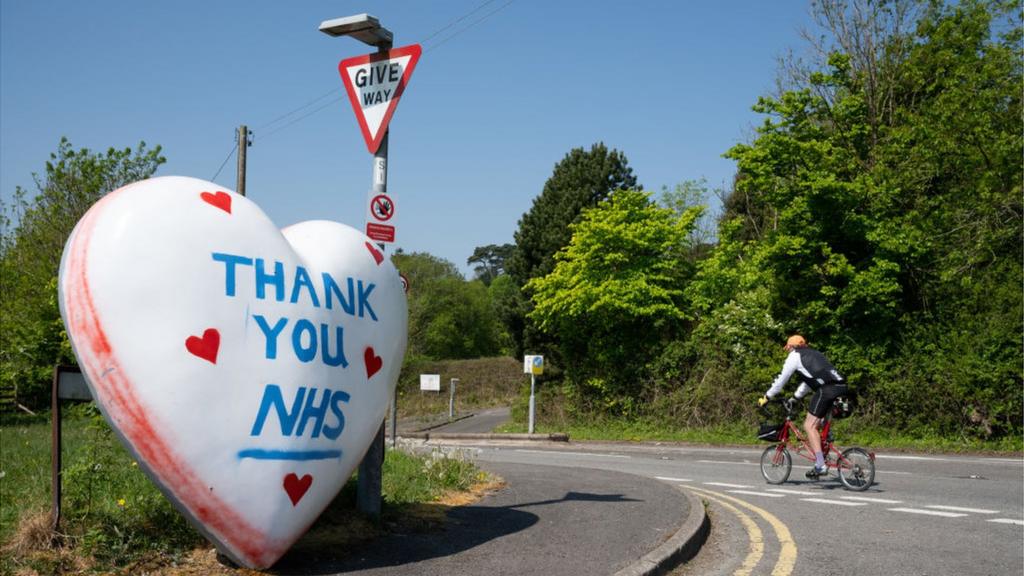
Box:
[210,143,238,182]
[255,88,340,132]
[419,0,500,45]
[234,0,519,149]
[423,0,518,53]
[261,95,346,140]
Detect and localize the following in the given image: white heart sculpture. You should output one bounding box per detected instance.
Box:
[58,176,407,569]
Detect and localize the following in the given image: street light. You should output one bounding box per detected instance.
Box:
[318,14,392,49]
[319,12,397,516]
[318,12,394,212]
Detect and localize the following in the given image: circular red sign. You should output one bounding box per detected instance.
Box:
[370,194,394,222]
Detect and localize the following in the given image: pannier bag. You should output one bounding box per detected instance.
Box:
[757,422,782,442]
[832,394,855,419]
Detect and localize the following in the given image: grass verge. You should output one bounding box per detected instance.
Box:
[497,415,1023,454]
[0,410,500,575]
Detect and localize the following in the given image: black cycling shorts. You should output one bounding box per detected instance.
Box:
[808,382,848,418]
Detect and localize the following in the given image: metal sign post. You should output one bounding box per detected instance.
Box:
[529,373,536,434]
[321,14,421,519]
[50,365,92,530]
[449,378,459,419]
[524,356,543,434]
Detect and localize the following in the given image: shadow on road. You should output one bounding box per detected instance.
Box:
[268,490,640,574]
[507,490,642,509]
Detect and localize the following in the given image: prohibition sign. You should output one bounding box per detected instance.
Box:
[370,194,395,222]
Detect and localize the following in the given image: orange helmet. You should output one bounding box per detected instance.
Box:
[785,334,807,349]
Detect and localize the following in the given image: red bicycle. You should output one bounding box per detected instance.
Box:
[758,396,875,491]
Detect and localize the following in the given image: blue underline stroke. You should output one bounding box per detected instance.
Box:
[237,449,343,461]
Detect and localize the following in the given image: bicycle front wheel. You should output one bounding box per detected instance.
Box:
[760,445,792,484]
[838,447,875,491]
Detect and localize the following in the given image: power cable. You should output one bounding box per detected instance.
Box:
[255,88,339,132]
[261,95,346,141]
[419,0,500,45]
[245,0,520,143]
[210,143,238,182]
[424,0,518,53]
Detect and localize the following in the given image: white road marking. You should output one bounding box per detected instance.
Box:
[655,476,692,483]
[768,488,819,496]
[875,454,1022,465]
[889,507,967,518]
[988,519,1024,526]
[514,449,631,459]
[840,496,903,504]
[925,502,1003,510]
[697,459,758,466]
[729,490,785,498]
[925,505,999,514]
[802,498,867,506]
[704,482,753,488]
[874,455,947,461]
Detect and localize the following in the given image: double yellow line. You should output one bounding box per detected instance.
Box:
[687,486,797,576]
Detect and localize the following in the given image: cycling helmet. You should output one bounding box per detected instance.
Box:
[785,334,807,349]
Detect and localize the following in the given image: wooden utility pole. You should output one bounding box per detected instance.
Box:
[236,125,252,196]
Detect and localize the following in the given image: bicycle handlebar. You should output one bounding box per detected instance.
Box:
[759,396,799,418]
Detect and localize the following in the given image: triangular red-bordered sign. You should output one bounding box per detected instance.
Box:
[338,44,422,154]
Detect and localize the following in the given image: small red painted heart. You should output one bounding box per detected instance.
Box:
[200,191,232,214]
[185,328,220,364]
[365,242,384,265]
[364,347,383,379]
[283,473,313,506]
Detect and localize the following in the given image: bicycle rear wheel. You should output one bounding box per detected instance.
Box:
[760,445,791,484]
[838,447,875,491]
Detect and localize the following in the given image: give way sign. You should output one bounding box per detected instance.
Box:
[338,44,422,154]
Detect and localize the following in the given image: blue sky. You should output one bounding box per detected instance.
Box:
[1,1,816,276]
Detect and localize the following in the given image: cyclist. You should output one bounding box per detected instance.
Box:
[758,335,848,478]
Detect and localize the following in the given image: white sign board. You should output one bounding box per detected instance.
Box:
[420,373,441,392]
[523,355,544,375]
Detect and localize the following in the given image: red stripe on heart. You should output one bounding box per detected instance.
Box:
[364,346,383,379]
[185,329,220,364]
[65,191,275,567]
[365,242,384,265]
[200,191,232,214]
[283,473,313,506]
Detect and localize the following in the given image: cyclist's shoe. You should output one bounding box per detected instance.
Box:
[805,465,828,479]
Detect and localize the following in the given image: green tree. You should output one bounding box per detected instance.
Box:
[659,179,718,258]
[486,274,519,356]
[391,251,503,360]
[506,143,639,358]
[526,189,701,414]
[1,138,166,410]
[688,0,1021,437]
[467,243,514,286]
[508,143,640,286]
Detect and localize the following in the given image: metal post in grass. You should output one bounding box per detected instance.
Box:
[50,365,92,530]
[524,356,543,434]
[449,378,458,419]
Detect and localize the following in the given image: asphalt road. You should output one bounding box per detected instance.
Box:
[272,460,686,576]
[429,407,511,434]
[434,440,1024,576]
